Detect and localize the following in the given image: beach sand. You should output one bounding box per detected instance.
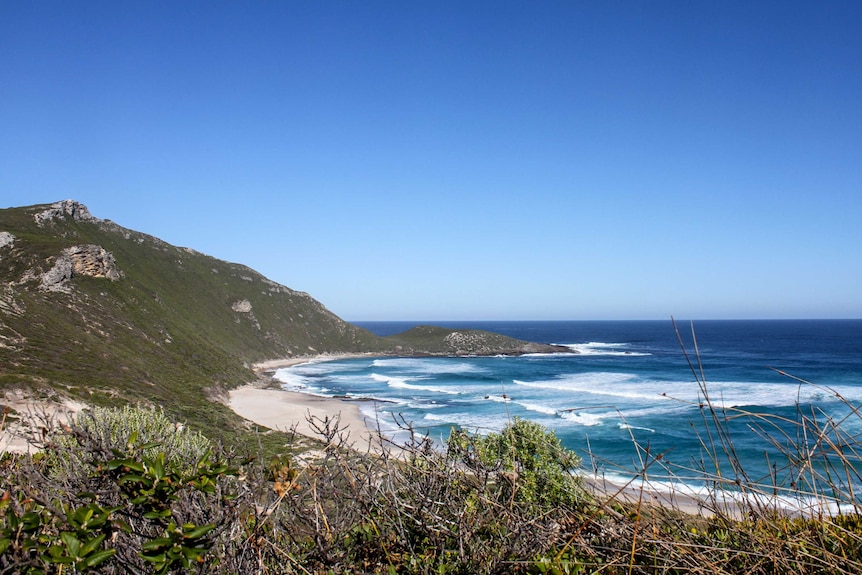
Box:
[228,386,383,450]
[1,390,86,453]
[228,354,387,452]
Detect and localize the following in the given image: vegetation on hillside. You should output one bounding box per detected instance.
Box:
[0,201,552,446]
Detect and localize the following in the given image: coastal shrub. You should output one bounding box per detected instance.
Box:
[0,408,247,574]
[48,405,213,481]
[5,395,862,573]
[448,417,584,509]
[72,405,211,463]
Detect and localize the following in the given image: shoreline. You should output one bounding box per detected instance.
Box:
[252,352,380,373]
[233,353,387,451]
[1,390,86,454]
[239,354,846,518]
[234,354,720,516]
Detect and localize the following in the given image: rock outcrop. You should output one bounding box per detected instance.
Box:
[40,244,123,292]
[389,325,572,357]
[0,231,14,251]
[34,200,98,226]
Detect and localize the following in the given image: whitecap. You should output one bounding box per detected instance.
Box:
[585,471,861,518]
[658,380,862,410]
[561,411,608,427]
[422,411,511,434]
[515,401,558,416]
[371,357,484,374]
[559,342,651,356]
[272,370,310,388]
[618,423,656,433]
[371,373,461,395]
[273,370,334,396]
[514,372,671,403]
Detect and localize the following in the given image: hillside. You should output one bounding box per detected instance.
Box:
[0,200,565,440]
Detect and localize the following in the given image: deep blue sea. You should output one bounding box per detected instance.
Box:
[275,320,862,496]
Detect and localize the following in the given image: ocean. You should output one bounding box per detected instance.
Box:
[274,319,862,499]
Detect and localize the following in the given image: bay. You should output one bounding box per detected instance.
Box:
[275,319,862,496]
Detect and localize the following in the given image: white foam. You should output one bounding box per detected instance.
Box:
[272,370,309,388]
[514,372,671,403]
[371,373,461,395]
[276,382,332,397]
[346,393,411,406]
[561,411,609,427]
[360,404,405,433]
[587,471,861,517]
[273,370,334,396]
[406,400,446,409]
[557,404,690,428]
[422,411,510,434]
[660,380,862,409]
[619,423,656,433]
[512,372,862,411]
[371,357,484,374]
[515,401,558,415]
[561,342,651,356]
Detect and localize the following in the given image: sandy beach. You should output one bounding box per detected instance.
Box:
[229,354,387,451]
[228,386,384,449]
[1,390,86,454]
[251,353,379,373]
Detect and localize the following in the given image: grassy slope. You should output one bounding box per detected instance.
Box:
[0,201,554,444]
[0,202,384,442]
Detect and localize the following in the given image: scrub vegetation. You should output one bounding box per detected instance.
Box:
[3,397,862,574]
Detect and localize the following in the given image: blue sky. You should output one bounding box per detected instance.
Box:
[2,2,860,321]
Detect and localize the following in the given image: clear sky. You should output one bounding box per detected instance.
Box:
[2,2,860,321]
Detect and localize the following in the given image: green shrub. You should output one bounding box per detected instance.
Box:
[448,417,584,509]
[0,434,238,574]
[49,405,213,480]
[75,405,211,462]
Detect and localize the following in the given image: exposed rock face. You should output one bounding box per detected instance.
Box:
[40,256,73,292]
[444,331,484,351]
[231,298,261,330]
[40,245,123,292]
[0,284,24,316]
[34,200,98,226]
[392,325,571,357]
[0,231,14,251]
[67,245,122,280]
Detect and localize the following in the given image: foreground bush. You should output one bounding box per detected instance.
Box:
[0,407,241,574]
[49,406,214,481]
[448,417,583,509]
[2,404,862,574]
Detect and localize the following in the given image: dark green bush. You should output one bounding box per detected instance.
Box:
[448,417,584,509]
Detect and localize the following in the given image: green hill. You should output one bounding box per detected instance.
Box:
[0,200,564,440]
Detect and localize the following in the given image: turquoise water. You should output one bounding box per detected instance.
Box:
[275,320,862,494]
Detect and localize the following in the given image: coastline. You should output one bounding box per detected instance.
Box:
[235,354,718,516]
[230,353,386,451]
[252,352,380,373]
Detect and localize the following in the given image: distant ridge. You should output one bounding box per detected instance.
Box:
[0,200,565,438]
